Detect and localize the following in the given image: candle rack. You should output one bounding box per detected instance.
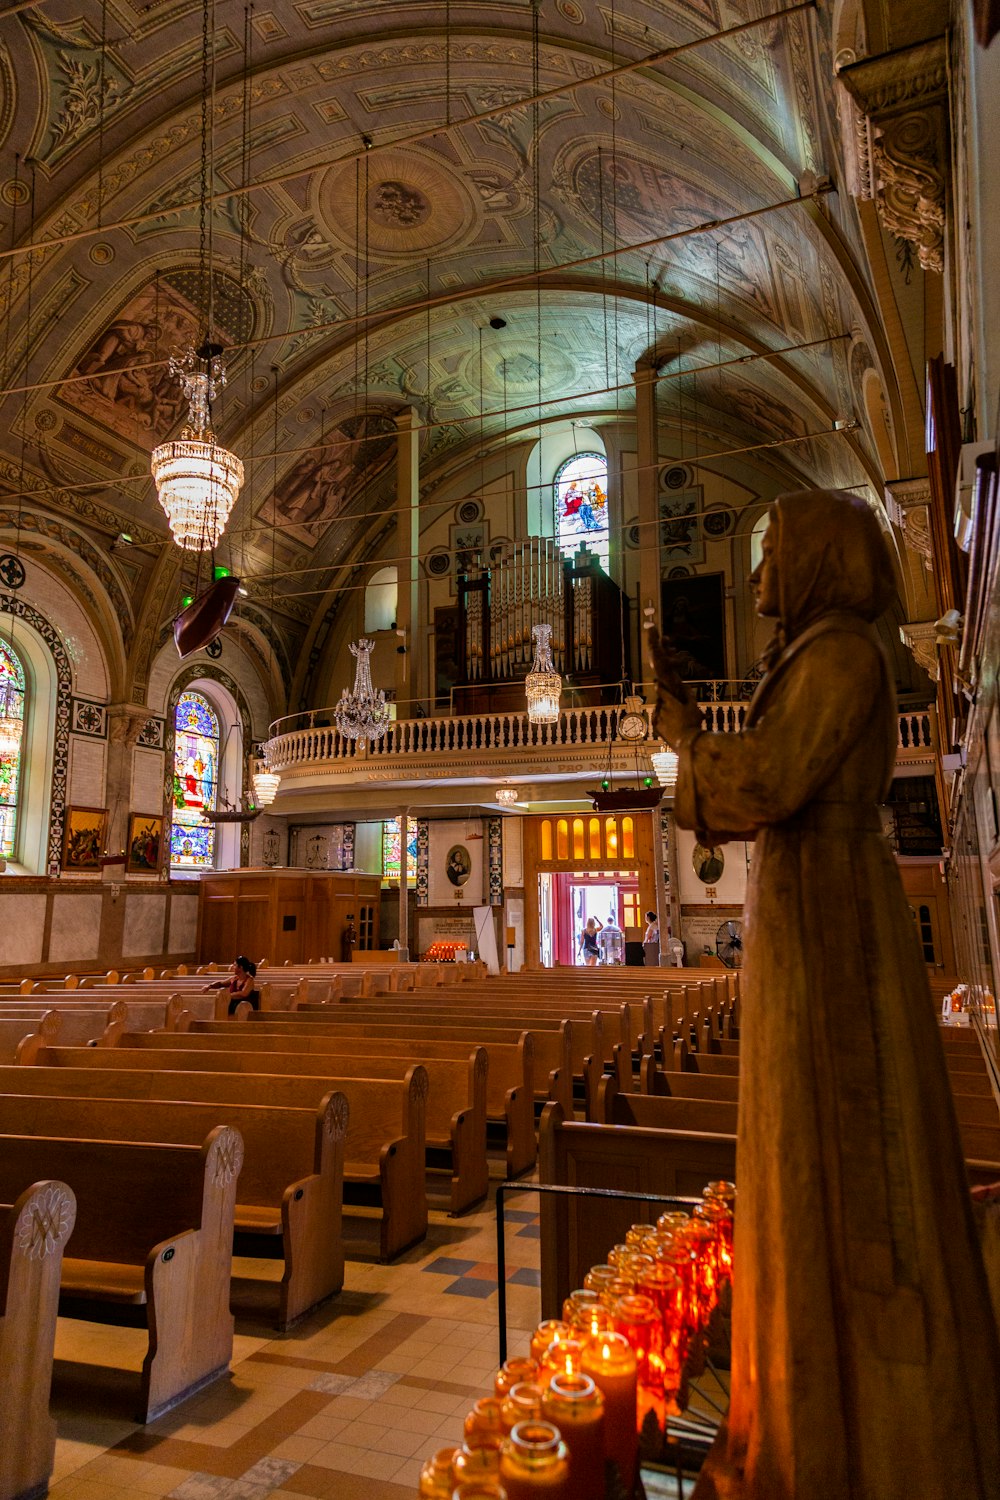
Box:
[495,1179,731,1495]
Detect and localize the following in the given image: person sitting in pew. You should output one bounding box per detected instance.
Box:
[203,956,260,1015]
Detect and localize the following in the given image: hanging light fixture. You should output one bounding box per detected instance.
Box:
[335,638,391,743]
[495,787,518,806]
[650,745,679,789]
[525,623,562,724]
[252,757,280,807]
[617,694,648,743]
[151,0,243,551]
[0,679,22,757]
[151,345,244,550]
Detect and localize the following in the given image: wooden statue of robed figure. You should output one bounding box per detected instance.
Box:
[650,489,1000,1498]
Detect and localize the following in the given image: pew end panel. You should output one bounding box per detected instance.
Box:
[0,1180,77,1500]
[537,1103,737,1318]
[277,1091,348,1329]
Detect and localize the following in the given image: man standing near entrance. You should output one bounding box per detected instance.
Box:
[341,915,356,963]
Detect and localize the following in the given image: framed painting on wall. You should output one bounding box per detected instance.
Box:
[62,806,107,871]
[126,812,164,874]
[660,571,727,682]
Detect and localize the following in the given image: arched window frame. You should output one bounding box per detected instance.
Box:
[0,638,26,861]
[170,690,221,870]
[553,451,610,571]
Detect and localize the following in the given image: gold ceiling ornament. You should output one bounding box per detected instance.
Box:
[150,345,244,550]
[525,623,562,724]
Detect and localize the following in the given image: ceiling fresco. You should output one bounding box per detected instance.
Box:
[0,0,907,686]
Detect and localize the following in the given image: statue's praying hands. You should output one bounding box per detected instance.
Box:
[646,627,702,747]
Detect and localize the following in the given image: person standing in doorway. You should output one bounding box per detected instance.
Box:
[578,916,603,966]
[643,910,660,967]
[341,915,357,963]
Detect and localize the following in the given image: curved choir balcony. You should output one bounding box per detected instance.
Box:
[262,689,937,801]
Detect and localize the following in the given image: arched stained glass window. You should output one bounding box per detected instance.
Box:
[554,452,609,571]
[171,690,219,869]
[0,640,25,860]
[382,816,417,884]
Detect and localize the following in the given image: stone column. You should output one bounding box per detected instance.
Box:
[103,703,150,880]
[395,406,421,712]
[661,806,682,965]
[633,360,661,649]
[397,806,410,961]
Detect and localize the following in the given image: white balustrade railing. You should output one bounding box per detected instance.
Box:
[264,701,936,772]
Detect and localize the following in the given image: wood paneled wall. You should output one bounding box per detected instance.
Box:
[198,871,382,965]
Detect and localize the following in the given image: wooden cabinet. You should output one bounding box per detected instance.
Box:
[198,870,382,965]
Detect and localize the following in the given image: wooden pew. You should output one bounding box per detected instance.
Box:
[12,1049,485,1218]
[537,1101,737,1319]
[35,1031,536,1181]
[0,1069,423,1265]
[0,1072,347,1329]
[196,1015,574,1117]
[1,1179,76,1500]
[595,1073,738,1135]
[639,1055,740,1102]
[0,1127,240,1422]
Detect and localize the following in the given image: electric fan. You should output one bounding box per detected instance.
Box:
[716,919,744,968]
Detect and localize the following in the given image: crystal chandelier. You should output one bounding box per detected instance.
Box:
[650,745,679,789]
[0,680,22,757]
[252,758,280,807]
[617,694,648,743]
[335,638,391,743]
[525,623,561,724]
[495,787,518,806]
[151,346,244,551]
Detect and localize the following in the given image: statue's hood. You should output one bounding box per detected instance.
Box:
[769,490,896,637]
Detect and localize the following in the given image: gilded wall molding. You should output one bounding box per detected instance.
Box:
[838,37,948,274]
[886,477,934,571]
[899,620,938,681]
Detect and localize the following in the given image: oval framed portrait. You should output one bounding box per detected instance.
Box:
[446,844,471,886]
[692,842,725,884]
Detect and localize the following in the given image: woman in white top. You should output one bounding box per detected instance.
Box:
[642,910,659,967]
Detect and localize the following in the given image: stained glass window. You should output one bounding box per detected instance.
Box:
[382,816,417,884]
[170,690,219,869]
[0,640,25,861]
[554,452,609,571]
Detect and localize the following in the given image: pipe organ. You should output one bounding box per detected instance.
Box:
[455,539,629,711]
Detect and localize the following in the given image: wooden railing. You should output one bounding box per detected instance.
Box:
[263,703,937,773]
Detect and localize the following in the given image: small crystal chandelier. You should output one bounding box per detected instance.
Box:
[495,787,518,806]
[335,638,391,743]
[525,623,561,724]
[151,345,244,551]
[650,745,679,789]
[252,758,280,807]
[617,694,648,743]
[0,680,22,757]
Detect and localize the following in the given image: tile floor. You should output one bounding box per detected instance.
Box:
[46,1179,544,1500]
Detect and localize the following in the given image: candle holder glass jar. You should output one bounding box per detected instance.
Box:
[562,1289,601,1324]
[529,1321,570,1365]
[452,1443,501,1487]
[499,1421,570,1500]
[582,1265,620,1294]
[419,1446,458,1497]
[655,1210,690,1236]
[611,1294,660,1390]
[541,1373,605,1500]
[580,1333,637,1494]
[500,1382,543,1434]
[495,1357,540,1400]
[539,1336,586,1387]
[464,1398,504,1452]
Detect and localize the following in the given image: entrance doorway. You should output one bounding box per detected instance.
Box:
[538,870,640,966]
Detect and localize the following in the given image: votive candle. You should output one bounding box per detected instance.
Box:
[541,1372,605,1500]
[419,1446,459,1497]
[530,1321,570,1365]
[495,1357,540,1400]
[464,1398,504,1452]
[499,1421,571,1499]
[581,1332,637,1493]
[500,1382,543,1435]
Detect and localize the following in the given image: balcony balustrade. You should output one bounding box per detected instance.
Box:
[263,698,936,780]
